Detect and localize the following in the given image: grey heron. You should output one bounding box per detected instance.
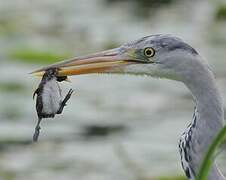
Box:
[32,34,225,180]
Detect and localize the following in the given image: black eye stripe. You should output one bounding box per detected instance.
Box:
[144,47,155,57]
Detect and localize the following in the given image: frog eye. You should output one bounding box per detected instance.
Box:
[144,47,155,57]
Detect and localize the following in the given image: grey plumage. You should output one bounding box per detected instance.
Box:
[179,107,198,179]
[134,35,225,180]
[121,34,198,55]
[110,35,225,179]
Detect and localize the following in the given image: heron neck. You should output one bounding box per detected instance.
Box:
[186,68,224,144]
[184,65,224,179]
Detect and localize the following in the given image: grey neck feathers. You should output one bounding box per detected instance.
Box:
[182,58,225,179]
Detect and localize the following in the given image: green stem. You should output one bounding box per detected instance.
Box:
[196,125,226,180]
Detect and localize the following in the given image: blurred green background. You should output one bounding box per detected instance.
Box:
[0,0,226,179]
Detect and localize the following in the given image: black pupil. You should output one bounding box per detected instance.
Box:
[146,49,153,56]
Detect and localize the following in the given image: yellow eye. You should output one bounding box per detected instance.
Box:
[144,47,155,57]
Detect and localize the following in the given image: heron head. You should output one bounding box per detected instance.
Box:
[32,35,201,82]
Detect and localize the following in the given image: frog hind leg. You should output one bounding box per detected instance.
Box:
[33,118,42,142]
[57,89,74,114]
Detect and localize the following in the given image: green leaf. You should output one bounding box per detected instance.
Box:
[196,125,226,180]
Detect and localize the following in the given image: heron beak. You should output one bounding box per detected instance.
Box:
[31,48,136,77]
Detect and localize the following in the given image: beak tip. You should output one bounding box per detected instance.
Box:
[31,71,44,77]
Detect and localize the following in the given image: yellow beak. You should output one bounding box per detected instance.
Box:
[31,48,135,77]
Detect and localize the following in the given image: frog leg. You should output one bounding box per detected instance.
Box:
[57,89,74,114]
[33,118,42,142]
[33,87,40,100]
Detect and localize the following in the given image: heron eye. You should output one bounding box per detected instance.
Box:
[144,47,155,57]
